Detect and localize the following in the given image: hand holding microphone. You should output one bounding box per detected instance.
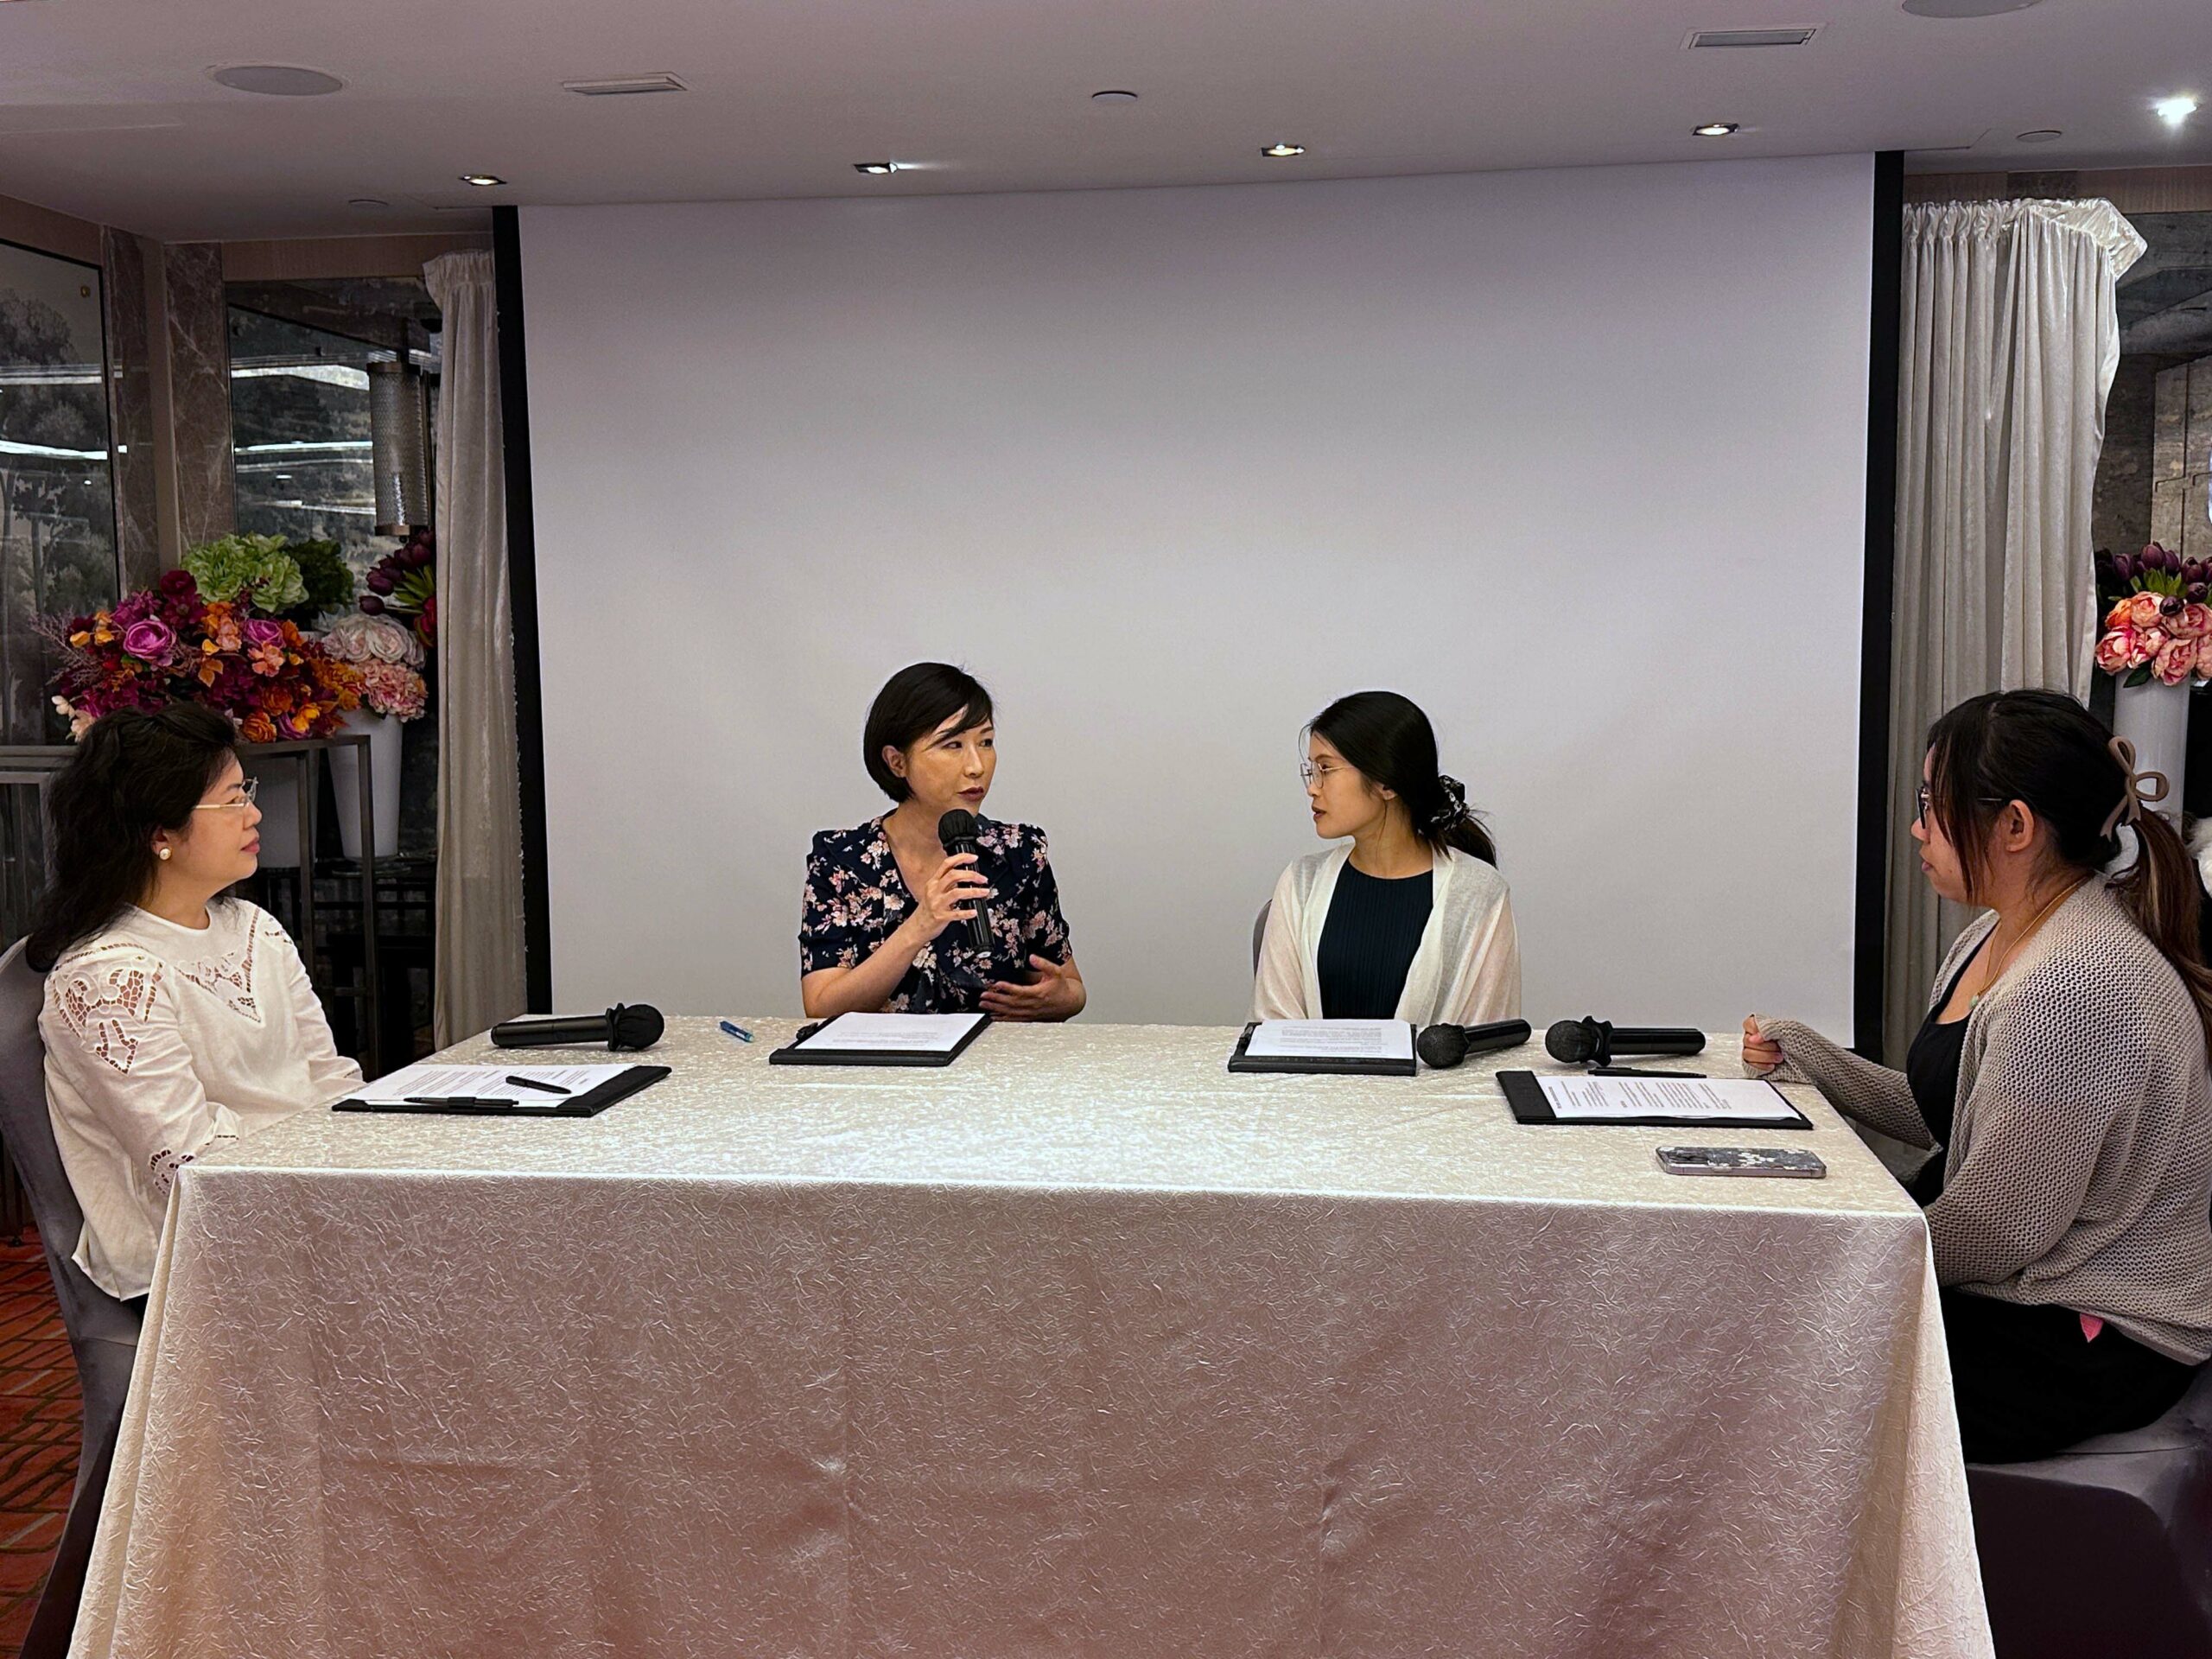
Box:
[913,849,991,940]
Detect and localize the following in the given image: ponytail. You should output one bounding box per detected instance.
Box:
[2113,807,2212,1048]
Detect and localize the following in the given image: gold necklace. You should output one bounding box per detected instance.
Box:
[1970,877,2084,1007]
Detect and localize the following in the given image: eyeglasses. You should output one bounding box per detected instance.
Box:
[193,777,259,812]
[1299,760,1348,787]
[1913,784,2009,825]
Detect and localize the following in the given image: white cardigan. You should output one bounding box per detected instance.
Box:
[1252,845,1522,1026]
[39,900,362,1299]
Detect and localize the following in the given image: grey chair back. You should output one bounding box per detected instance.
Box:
[0,940,143,1391]
[0,937,144,1659]
[1251,900,1271,976]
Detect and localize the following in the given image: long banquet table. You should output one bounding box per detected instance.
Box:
[73,1020,1993,1658]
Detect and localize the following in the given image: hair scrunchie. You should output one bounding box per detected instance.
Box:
[2101,734,2171,839]
[1425,774,1470,833]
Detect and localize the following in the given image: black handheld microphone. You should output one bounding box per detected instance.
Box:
[1415,1019,1533,1070]
[936,810,995,954]
[1544,1016,1707,1068]
[492,1003,664,1052]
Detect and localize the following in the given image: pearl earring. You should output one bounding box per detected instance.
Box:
[156,847,172,861]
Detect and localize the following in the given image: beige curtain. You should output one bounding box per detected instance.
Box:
[1885,200,2145,1058]
[424,251,527,1043]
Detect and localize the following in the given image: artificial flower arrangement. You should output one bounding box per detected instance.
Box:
[361,528,435,648]
[181,531,357,631]
[2094,543,2212,688]
[318,613,429,722]
[44,569,360,743]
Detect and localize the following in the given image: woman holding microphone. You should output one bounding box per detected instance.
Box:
[1746,690,2212,1461]
[798,663,1084,1021]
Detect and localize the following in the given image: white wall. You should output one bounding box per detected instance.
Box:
[522,155,1872,1031]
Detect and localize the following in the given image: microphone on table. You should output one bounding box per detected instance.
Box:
[492,1003,664,1052]
[1415,1019,1533,1070]
[937,809,995,954]
[1544,1016,1706,1069]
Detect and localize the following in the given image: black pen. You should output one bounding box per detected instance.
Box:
[1590,1065,1707,1079]
[404,1096,516,1109]
[505,1076,572,1095]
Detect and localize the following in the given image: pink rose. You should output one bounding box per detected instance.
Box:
[120,619,174,662]
[2095,628,2138,675]
[2156,638,2200,686]
[2127,594,2164,631]
[241,617,283,649]
[2107,597,2136,632]
[2133,627,2171,668]
[2174,603,2212,641]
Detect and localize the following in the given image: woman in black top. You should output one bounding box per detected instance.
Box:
[1252,691,1521,1025]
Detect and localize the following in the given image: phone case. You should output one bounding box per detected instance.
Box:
[1656,1146,1827,1178]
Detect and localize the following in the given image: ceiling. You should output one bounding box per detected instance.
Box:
[0,0,2206,241]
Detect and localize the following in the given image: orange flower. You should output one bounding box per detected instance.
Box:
[197,659,220,686]
[67,630,89,648]
[240,713,276,743]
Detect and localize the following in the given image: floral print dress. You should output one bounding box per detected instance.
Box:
[799,817,1072,1014]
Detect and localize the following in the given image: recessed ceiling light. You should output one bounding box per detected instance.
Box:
[1091,89,1139,103]
[1694,122,1741,137]
[210,64,346,97]
[459,174,506,188]
[1261,143,1306,159]
[2016,128,2064,143]
[1900,0,2043,16]
[2156,96,2201,127]
[854,161,902,175]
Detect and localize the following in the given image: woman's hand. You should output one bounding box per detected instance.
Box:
[910,853,992,940]
[1741,1014,1784,1074]
[981,956,1084,1021]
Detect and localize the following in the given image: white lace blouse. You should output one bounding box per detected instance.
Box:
[39,900,362,1299]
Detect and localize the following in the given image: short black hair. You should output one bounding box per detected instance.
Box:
[863,663,994,801]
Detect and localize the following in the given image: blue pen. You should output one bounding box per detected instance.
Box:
[718,1020,754,1044]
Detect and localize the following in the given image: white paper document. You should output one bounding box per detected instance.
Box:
[1536,1074,1803,1124]
[797,1012,988,1053]
[1243,1020,1414,1062]
[343,1062,635,1104]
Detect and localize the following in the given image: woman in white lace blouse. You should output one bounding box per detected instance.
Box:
[29,706,361,1301]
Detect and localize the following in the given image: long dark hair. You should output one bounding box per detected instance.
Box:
[862,663,994,801]
[1309,690,1497,864]
[26,704,238,972]
[1925,689,2212,1044]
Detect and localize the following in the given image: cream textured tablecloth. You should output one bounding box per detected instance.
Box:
[73,1021,1993,1658]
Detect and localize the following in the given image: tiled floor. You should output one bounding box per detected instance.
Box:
[0,1230,77,1653]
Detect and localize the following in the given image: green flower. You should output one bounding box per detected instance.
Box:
[182,533,308,612]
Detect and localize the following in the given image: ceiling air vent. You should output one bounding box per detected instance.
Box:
[1684,27,1822,47]
[562,73,689,96]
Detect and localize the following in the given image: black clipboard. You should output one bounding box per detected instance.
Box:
[1498,1069,1811,1129]
[769,1014,991,1067]
[1226,1021,1418,1077]
[333,1065,670,1118]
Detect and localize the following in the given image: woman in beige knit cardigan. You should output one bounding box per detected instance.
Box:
[1747,690,2212,1463]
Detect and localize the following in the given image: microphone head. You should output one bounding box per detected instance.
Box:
[607,1002,664,1051]
[1544,1017,1602,1065]
[937,809,979,848]
[1416,1024,1469,1070]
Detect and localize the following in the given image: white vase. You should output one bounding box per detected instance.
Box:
[330,708,402,861]
[2112,677,2190,824]
[247,757,306,868]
